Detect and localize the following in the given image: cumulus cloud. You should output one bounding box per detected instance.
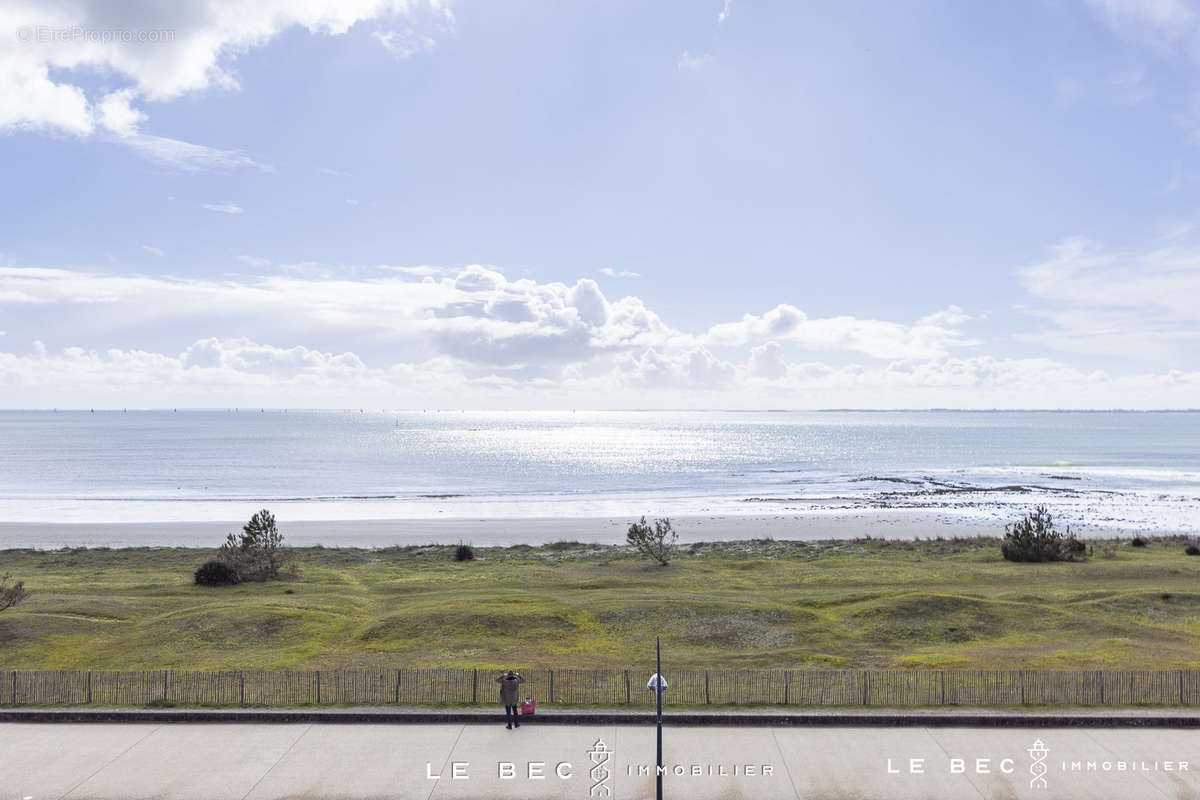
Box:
[600,267,641,278]
[179,337,364,376]
[0,263,674,372]
[616,347,736,389]
[704,303,973,359]
[0,337,470,408]
[748,341,787,380]
[0,0,452,166]
[0,258,1196,407]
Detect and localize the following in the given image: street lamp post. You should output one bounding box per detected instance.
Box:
[656,635,663,800]
[646,637,668,799]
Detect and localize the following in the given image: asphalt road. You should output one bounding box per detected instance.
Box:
[2,721,1198,799]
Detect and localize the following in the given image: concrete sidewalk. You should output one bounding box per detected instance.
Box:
[5,705,1200,727]
[2,721,1198,799]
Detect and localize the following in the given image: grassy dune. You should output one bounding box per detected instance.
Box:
[2,536,1200,671]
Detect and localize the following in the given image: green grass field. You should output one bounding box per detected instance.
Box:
[2,536,1200,672]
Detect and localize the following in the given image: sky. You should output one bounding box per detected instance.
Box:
[1,0,1199,409]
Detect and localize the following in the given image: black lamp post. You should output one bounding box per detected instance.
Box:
[656,635,663,800]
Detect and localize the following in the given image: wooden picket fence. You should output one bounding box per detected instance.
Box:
[3,668,1200,707]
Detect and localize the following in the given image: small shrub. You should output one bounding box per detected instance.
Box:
[1162,593,1173,601]
[218,509,290,581]
[454,543,475,562]
[1000,506,1083,563]
[1185,545,1200,556]
[194,559,240,587]
[0,573,28,613]
[1131,537,1147,548]
[627,516,678,566]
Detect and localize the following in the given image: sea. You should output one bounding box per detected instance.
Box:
[0,409,1197,547]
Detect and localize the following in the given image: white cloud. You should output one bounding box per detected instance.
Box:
[373,28,436,58]
[704,304,974,359]
[1085,0,1196,44]
[718,0,733,23]
[201,201,243,214]
[0,263,673,371]
[95,88,146,137]
[118,134,267,172]
[1016,237,1200,362]
[319,167,352,177]
[616,347,736,389]
[237,254,271,268]
[600,267,640,278]
[179,337,364,375]
[0,257,1196,407]
[0,0,451,165]
[141,245,165,257]
[748,341,787,380]
[677,51,713,71]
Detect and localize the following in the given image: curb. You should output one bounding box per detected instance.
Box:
[3,709,1200,727]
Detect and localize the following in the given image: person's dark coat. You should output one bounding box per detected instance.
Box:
[496,674,525,705]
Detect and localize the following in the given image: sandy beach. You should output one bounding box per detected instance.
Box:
[0,508,1155,550]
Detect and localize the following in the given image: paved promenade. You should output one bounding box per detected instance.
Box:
[3,716,1199,799]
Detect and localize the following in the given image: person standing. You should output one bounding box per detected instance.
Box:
[496,670,525,729]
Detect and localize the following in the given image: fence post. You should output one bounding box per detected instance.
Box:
[396,670,402,704]
[163,669,169,702]
[87,670,92,705]
[240,671,245,706]
[11,670,16,705]
[549,670,555,704]
[862,671,869,706]
[472,668,478,705]
[1020,670,1025,705]
[940,670,945,706]
[1100,671,1105,704]
[316,671,321,705]
[625,670,631,705]
[1181,669,1185,705]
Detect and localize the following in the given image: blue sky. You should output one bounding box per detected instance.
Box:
[1,0,1198,408]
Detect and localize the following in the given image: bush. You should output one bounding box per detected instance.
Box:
[1185,545,1200,556]
[0,573,28,613]
[454,543,475,562]
[1131,537,1147,548]
[627,516,678,566]
[194,559,240,587]
[218,509,290,582]
[1000,506,1083,563]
